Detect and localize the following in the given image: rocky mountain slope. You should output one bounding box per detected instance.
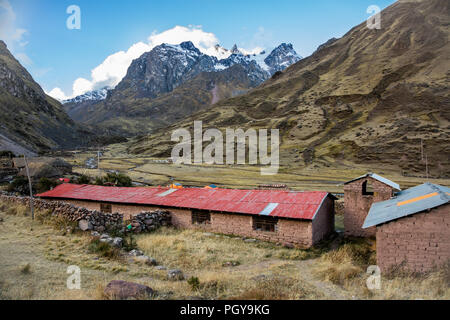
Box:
[63,87,110,123]
[128,0,450,177]
[64,42,301,136]
[0,41,91,155]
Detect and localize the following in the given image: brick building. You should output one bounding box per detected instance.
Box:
[363,183,450,273]
[343,173,400,237]
[37,184,336,248]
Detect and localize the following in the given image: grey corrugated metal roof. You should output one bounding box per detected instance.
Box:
[259,203,279,216]
[363,183,450,228]
[344,172,401,191]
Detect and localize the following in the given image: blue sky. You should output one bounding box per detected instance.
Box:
[1,0,396,99]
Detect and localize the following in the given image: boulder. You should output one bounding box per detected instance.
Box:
[134,255,157,266]
[168,269,184,281]
[112,237,123,248]
[128,249,144,257]
[78,219,93,231]
[104,280,154,300]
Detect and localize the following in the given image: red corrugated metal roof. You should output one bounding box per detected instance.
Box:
[36,184,331,220]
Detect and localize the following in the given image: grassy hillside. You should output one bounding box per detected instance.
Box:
[0,41,92,154]
[127,0,449,178]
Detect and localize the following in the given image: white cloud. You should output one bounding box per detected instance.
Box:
[47,87,70,101]
[0,0,30,63]
[49,25,265,101]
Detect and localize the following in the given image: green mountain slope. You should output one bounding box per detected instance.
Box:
[0,41,91,154]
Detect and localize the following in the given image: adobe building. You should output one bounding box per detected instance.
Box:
[363,183,450,273]
[343,173,401,238]
[37,184,336,248]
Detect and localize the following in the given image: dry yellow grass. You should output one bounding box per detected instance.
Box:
[313,239,450,300]
[0,200,448,300]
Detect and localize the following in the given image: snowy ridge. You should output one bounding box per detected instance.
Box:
[65,42,301,104]
[63,87,109,104]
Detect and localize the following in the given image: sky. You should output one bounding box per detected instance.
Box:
[1,0,396,100]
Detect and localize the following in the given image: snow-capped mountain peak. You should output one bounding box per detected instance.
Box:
[62,87,110,104]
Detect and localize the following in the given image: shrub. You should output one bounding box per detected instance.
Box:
[76,175,91,185]
[36,177,58,193]
[7,176,31,195]
[89,173,132,187]
[88,238,121,260]
[20,263,32,274]
[187,276,200,291]
[94,176,104,186]
[0,150,15,158]
[104,172,132,187]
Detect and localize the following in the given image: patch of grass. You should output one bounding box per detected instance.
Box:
[87,238,121,260]
[136,228,313,271]
[20,263,31,274]
[313,239,375,286]
[230,276,315,300]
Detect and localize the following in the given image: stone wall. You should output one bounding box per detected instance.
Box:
[0,193,170,234]
[344,177,394,237]
[376,204,450,273]
[0,193,123,232]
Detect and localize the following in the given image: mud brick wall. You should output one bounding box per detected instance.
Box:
[312,197,335,245]
[43,198,335,248]
[376,204,450,273]
[344,177,394,237]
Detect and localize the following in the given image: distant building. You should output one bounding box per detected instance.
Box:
[343,173,400,237]
[363,183,449,273]
[37,184,336,248]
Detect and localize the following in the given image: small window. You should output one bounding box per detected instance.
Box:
[100,203,112,213]
[192,210,211,225]
[253,216,278,233]
[362,181,374,196]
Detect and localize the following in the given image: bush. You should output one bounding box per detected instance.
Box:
[0,150,15,158]
[7,176,32,195]
[76,175,91,185]
[106,172,132,187]
[94,176,104,186]
[88,238,121,260]
[97,172,132,187]
[187,276,200,291]
[36,177,58,193]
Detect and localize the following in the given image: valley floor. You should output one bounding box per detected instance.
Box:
[0,202,448,300]
[63,147,450,192]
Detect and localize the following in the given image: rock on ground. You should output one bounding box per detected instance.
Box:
[104,280,154,300]
[168,269,184,281]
